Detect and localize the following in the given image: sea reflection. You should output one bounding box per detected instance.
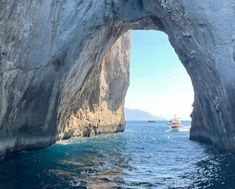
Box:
[0,122,235,189]
[188,145,235,189]
[51,134,130,189]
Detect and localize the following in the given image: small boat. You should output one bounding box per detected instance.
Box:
[147,120,156,123]
[169,115,182,130]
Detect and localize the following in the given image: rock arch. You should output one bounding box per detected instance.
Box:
[0,0,235,154]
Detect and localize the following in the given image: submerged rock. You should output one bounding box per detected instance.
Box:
[0,0,235,154]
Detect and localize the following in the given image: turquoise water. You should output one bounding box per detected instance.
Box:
[0,121,235,189]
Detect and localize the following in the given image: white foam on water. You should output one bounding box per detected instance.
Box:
[178,127,190,132]
[56,137,84,145]
[166,126,190,132]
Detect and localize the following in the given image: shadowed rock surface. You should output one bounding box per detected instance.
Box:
[0,0,235,155]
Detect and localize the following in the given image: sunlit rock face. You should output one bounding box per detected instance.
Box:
[0,0,235,154]
[59,32,130,139]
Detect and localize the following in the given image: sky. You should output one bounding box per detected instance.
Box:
[125,30,194,120]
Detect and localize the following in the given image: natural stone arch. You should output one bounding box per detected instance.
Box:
[0,0,234,155]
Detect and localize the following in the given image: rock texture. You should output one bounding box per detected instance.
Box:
[0,0,235,154]
[59,32,130,139]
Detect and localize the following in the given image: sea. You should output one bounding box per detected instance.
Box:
[0,121,235,189]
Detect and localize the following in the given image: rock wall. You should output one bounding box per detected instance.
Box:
[0,0,235,154]
[59,32,130,139]
[0,1,131,154]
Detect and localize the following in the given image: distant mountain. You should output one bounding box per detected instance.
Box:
[125,108,166,121]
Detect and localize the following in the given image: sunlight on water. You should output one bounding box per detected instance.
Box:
[0,121,235,189]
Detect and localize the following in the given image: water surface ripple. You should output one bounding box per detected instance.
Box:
[0,121,235,189]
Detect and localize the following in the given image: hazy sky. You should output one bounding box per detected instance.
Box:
[125,30,194,120]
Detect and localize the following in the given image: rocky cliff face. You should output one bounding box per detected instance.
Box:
[59,32,130,139]
[0,0,235,155]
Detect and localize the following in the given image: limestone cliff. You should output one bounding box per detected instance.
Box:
[59,32,130,139]
[0,0,235,155]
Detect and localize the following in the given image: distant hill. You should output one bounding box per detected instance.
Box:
[125,108,166,121]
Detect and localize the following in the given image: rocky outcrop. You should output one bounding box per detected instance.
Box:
[0,1,131,154]
[59,32,130,139]
[0,0,235,154]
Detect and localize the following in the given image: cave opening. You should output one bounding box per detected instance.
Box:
[125,30,194,121]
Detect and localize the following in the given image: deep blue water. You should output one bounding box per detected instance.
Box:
[1,121,235,189]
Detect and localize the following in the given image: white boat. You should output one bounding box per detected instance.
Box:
[169,115,182,130]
